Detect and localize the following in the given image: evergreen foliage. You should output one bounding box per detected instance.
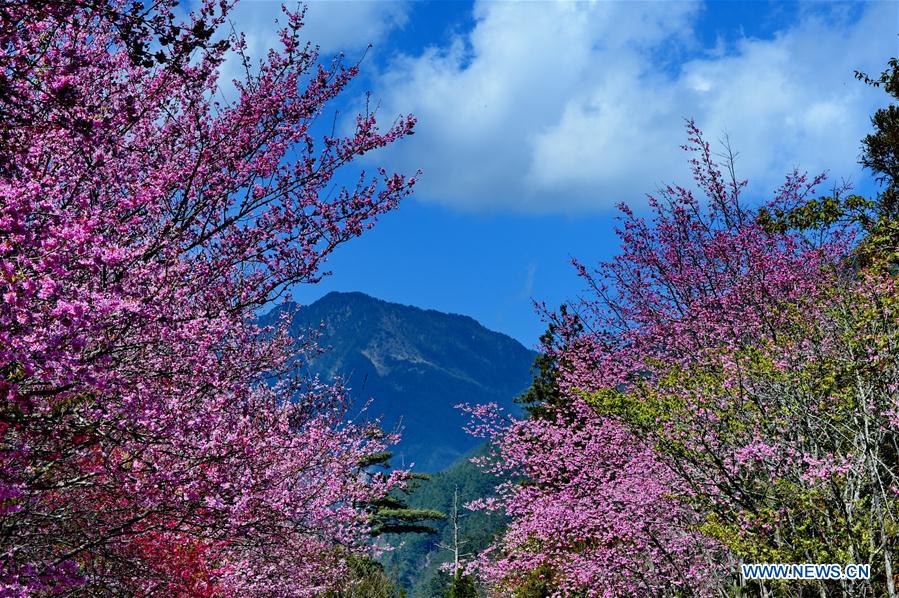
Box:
[365,451,447,537]
[379,446,506,596]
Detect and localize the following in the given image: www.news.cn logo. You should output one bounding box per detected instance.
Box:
[741,563,871,581]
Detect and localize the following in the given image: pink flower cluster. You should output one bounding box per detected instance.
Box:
[461,401,720,597]
[463,122,894,594]
[0,1,415,594]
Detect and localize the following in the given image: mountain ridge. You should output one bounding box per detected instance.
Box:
[262,291,536,471]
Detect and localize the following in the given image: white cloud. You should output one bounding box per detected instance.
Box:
[202,1,408,107]
[371,0,897,213]
[228,0,409,57]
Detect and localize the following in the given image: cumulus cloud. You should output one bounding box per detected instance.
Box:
[371,0,896,212]
[200,1,408,111]
[209,0,407,96]
[227,0,409,57]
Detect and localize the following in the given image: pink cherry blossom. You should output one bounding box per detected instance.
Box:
[0,1,416,593]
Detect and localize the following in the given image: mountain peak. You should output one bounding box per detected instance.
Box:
[318,290,380,303]
[262,293,536,471]
[310,291,485,328]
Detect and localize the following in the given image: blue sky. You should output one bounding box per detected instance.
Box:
[228,0,897,346]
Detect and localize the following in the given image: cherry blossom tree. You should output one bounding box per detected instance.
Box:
[0,0,416,593]
[459,400,721,596]
[466,123,899,596]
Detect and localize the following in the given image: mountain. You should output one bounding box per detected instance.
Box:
[261,292,536,471]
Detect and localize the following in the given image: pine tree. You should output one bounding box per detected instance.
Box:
[855,56,899,267]
[857,56,899,218]
[516,305,582,421]
[360,451,447,536]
